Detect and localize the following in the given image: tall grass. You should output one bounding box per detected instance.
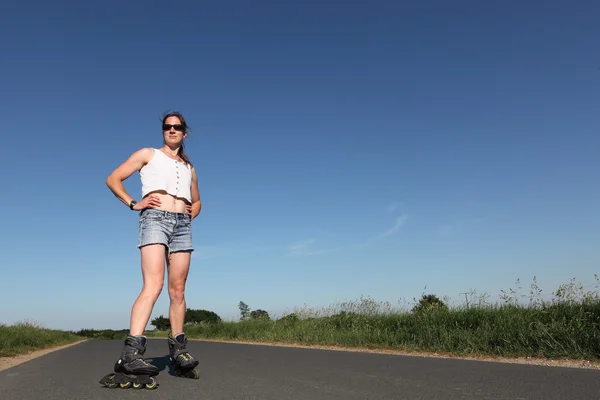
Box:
[2,276,599,361]
[0,321,83,357]
[148,275,600,360]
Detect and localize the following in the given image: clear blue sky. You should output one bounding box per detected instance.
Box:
[1,1,599,331]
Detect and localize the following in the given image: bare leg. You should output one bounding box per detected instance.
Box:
[166,250,199,379]
[129,244,166,336]
[167,250,192,335]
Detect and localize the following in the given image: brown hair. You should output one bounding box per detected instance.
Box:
[162,111,192,167]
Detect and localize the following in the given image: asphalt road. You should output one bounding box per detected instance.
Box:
[1,338,599,399]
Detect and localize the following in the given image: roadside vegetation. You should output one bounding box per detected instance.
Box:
[0,321,83,357]
[2,276,599,362]
[147,275,600,361]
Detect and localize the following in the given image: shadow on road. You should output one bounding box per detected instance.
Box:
[148,355,177,376]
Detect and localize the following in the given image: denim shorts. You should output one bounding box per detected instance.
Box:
[138,209,193,253]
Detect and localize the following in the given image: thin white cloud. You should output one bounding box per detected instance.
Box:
[286,238,340,257]
[210,207,411,259]
[374,215,408,240]
[360,214,408,247]
[287,238,315,256]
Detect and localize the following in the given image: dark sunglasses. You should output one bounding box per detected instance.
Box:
[163,124,185,131]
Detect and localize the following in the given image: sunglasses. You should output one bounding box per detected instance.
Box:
[163,124,185,131]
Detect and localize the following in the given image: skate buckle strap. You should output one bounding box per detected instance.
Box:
[132,348,146,359]
[124,336,148,361]
[175,350,194,361]
[173,344,192,359]
[170,336,194,360]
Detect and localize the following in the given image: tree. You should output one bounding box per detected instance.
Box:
[238,301,250,320]
[150,315,170,330]
[151,308,222,330]
[250,309,270,320]
[185,308,222,324]
[277,313,299,323]
[411,294,449,314]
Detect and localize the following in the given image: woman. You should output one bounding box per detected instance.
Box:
[102,111,202,387]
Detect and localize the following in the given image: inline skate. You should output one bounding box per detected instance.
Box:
[168,333,199,379]
[99,335,159,389]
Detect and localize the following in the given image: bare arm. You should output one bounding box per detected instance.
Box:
[190,166,202,219]
[105,148,154,207]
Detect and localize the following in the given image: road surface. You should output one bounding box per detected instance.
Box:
[0,338,599,399]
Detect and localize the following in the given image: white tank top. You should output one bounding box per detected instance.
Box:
[140,148,192,203]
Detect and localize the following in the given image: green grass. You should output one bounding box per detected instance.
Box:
[3,276,600,362]
[0,321,84,357]
[73,328,129,341]
[147,276,600,361]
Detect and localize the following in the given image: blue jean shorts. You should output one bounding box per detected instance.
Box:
[138,209,193,253]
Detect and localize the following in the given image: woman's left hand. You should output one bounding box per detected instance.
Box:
[186,204,192,217]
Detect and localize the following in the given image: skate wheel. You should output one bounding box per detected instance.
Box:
[120,381,132,389]
[107,382,118,389]
[133,383,142,389]
[187,368,200,379]
[145,377,158,389]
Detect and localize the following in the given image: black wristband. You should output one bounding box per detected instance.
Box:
[129,200,137,210]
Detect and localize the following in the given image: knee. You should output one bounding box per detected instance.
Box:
[143,281,163,301]
[168,283,185,303]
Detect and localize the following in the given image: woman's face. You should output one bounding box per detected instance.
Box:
[162,116,187,145]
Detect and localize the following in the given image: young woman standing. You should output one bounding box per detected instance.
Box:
[100,111,202,388]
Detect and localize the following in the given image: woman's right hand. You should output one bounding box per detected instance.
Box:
[133,194,162,210]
